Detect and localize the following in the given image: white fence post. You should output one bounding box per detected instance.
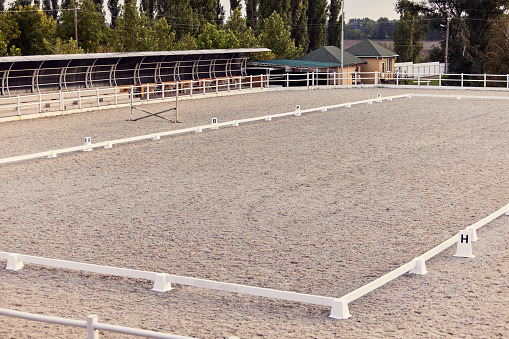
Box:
[216,78,218,94]
[375,71,378,85]
[38,93,42,113]
[417,74,420,86]
[439,73,442,87]
[59,91,63,111]
[461,73,464,87]
[203,79,206,94]
[129,85,133,120]
[16,95,20,116]
[286,73,289,88]
[507,74,509,88]
[114,86,118,105]
[250,75,253,90]
[146,84,150,100]
[484,73,487,88]
[162,83,165,100]
[87,315,99,339]
[96,88,100,107]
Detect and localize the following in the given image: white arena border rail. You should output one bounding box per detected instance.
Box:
[1,203,508,320]
[0,308,196,339]
[0,94,409,166]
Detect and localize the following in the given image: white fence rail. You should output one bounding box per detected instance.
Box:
[2,71,509,122]
[0,308,196,339]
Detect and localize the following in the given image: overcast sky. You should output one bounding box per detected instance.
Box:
[342,0,399,20]
[221,0,400,21]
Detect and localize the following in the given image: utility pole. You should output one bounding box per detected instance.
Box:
[74,0,78,50]
[340,0,344,85]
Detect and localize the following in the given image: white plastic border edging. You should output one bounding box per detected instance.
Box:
[2,203,508,320]
[0,94,410,166]
[0,308,196,339]
[0,252,336,307]
[329,202,509,319]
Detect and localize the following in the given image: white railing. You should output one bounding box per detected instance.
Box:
[0,308,196,339]
[2,71,509,121]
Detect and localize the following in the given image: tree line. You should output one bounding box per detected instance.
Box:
[393,0,509,74]
[0,0,345,60]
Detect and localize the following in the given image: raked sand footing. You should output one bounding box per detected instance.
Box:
[0,88,508,338]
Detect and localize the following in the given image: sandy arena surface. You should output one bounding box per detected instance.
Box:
[0,88,508,338]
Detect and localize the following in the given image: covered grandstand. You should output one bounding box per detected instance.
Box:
[0,48,270,96]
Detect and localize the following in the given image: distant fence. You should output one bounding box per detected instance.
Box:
[395,61,445,77]
[0,308,196,339]
[1,71,509,122]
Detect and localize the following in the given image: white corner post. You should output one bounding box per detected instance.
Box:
[454,229,475,258]
[6,253,24,271]
[87,315,99,339]
[152,273,173,292]
[374,71,378,85]
[329,298,351,319]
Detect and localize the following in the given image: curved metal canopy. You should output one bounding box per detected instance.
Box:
[0,48,270,96]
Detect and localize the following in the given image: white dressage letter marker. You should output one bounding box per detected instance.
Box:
[454,230,475,258]
[295,105,301,116]
[83,137,92,152]
[211,118,218,129]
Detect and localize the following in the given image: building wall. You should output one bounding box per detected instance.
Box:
[358,57,396,84]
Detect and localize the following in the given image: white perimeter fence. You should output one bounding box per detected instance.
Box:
[1,94,509,326]
[1,71,509,122]
[0,308,196,339]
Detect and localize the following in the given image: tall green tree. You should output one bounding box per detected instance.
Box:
[108,0,120,28]
[258,0,291,23]
[258,11,302,59]
[393,0,425,62]
[162,0,199,40]
[115,0,175,51]
[406,0,509,73]
[7,3,57,55]
[59,0,107,53]
[140,0,156,19]
[226,8,258,47]
[306,0,327,52]
[196,22,239,49]
[0,11,21,55]
[42,0,58,20]
[246,0,259,29]
[290,0,309,52]
[481,14,509,74]
[230,0,241,13]
[327,0,341,47]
